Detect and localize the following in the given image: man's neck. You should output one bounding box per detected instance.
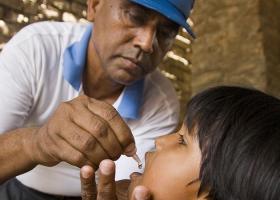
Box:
[82,68,124,104]
[83,38,124,104]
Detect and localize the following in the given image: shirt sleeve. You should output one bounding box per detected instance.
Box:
[0,32,36,133]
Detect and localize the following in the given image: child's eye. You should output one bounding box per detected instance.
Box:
[178,134,187,145]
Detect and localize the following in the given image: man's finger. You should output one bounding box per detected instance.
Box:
[87,99,136,156]
[130,186,152,200]
[80,165,97,200]
[97,159,117,200]
[58,122,109,167]
[116,180,130,200]
[128,173,150,200]
[70,100,123,160]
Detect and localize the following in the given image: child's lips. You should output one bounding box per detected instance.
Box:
[145,151,155,164]
[130,171,143,180]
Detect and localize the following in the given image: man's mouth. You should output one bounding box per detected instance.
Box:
[122,57,142,70]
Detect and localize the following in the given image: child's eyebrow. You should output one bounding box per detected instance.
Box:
[186,178,199,186]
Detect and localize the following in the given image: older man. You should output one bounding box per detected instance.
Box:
[0,0,194,199]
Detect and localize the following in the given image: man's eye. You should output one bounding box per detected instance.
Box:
[178,134,187,145]
[124,10,145,26]
[158,28,177,39]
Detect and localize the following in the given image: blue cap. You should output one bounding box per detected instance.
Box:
[129,0,195,38]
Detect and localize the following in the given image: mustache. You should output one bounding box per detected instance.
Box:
[120,51,149,72]
[122,50,143,60]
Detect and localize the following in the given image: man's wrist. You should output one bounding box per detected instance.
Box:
[21,127,40,166]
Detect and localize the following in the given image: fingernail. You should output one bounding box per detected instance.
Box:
[81,166,92,179]
[134,186,150,200]
[124,143,137,156]
[100,160,115,175]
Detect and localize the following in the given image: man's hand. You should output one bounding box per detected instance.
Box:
[80,160,151,200]
[29,95,136,169]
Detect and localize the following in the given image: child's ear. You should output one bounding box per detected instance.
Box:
[87,0,102,21]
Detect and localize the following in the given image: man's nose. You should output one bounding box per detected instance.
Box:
[133,26,157,54]
[155,133,177,151]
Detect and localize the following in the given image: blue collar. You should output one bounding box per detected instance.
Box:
[63,24,144,119]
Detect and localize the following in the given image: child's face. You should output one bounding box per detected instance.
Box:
[130,124,203,200]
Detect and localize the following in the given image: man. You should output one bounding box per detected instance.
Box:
[0,0,194,199]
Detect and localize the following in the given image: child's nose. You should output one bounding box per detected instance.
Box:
[155,133,178,151]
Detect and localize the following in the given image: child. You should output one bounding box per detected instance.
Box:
[81,86,280,200]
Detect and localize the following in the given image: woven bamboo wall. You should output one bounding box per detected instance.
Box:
[191,0,280,98]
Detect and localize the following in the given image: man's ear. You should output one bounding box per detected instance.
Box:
[87,0,101,21]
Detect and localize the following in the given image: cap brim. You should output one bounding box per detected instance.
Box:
[130,0,196,38]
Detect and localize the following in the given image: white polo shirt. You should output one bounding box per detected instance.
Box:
[0,21,179,196]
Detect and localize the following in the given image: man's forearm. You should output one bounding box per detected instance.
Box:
[0,127,38,183]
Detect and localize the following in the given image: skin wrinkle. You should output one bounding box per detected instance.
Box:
[119,3,145,61]
[85,0,179,94]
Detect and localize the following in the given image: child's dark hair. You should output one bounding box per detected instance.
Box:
[185,86,280,200]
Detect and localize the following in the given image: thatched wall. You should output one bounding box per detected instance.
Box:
[191,0,280,98]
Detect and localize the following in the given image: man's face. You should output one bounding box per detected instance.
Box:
[129,124,204,200]
[87,0,179,85]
